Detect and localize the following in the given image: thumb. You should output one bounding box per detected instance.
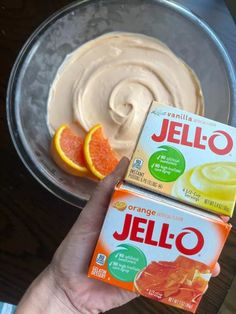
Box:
[78,157,129,225]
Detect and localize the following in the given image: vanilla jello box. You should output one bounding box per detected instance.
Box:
[125,102,236,217]
[88,183,231,313]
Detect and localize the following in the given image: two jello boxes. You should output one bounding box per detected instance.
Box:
[88,102,233,312]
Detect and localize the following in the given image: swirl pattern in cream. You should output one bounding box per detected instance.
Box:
[47,32,204,157]
[172,162,236,215]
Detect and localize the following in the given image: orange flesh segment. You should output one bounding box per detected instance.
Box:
[60,127,86,167]
[89,127,118,176]
[135,256,209,303]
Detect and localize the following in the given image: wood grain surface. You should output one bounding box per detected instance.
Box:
[0,1,236,313]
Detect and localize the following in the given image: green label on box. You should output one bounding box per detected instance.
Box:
[148,145,185,182]
[108,244,147,282]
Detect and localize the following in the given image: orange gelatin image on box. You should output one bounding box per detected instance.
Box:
[135,256,210,312]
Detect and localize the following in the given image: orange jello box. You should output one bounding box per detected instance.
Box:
[88,183,231,313]
[125,101,236,217]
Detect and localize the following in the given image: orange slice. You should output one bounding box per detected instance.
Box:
[51,124,89,176]
[84,124,119,179]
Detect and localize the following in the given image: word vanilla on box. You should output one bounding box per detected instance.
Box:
[88,183,231,313]
[125,102,236,216]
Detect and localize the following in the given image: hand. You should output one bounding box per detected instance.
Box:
[50,157,137,313]
[16,157,222,314]
[16,157,136,314]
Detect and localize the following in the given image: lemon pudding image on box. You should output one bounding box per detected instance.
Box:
[125,102,236,216]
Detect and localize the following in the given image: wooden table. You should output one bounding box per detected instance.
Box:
[0,1,235,313]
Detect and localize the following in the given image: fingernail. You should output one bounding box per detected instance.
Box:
[114,157,129,177]
[102,157,130,186]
